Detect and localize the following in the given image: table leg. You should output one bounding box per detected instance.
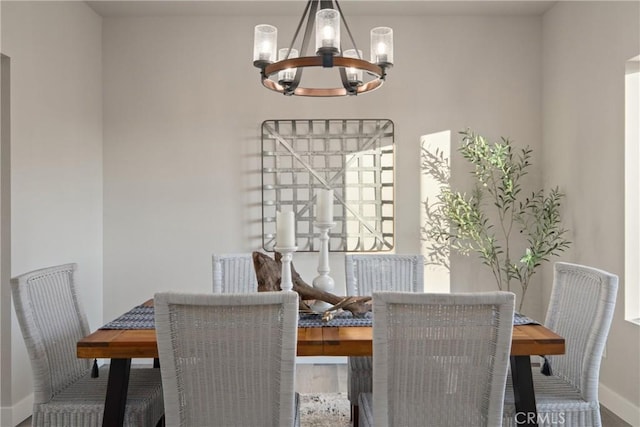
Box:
[103,358,131,427]
[510,355,539,427]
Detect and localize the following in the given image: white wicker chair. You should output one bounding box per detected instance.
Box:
[212,253,258,293]
[344,253,424,426]
[503,262,619,427]
[359,291,515,427]
[154,291,300,426]
[11,263,164,427]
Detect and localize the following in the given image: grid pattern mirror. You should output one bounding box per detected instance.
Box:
[262,119,394,252]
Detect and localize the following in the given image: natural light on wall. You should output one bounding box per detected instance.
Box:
[420,131,451,293]
[344,145,394,251]
[625,55,640,326]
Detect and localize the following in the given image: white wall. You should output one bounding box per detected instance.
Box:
[9,1,638,424]
[102,13,543,321]
[0,1,103,423]
[0,51,13,427]
[542,1,640,424]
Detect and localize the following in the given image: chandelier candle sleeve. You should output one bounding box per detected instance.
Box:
[371,27,393,65]
[316,189,334,223]
[278,48,299,84]
[343,49,363,85]
[276,211,296,247]
[253,24,277,63]
[315,9,340,53]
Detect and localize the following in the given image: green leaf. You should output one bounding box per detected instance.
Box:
[421,129,571,309]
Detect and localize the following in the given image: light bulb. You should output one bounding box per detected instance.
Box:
[259,44,272,60]
[375,42,388,63]
[323,26,335,41]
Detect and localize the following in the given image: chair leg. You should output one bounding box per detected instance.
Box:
[352,404,359,427]
[153,359,164,427]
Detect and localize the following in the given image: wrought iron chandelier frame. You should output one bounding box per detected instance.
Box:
[253,0,392,97]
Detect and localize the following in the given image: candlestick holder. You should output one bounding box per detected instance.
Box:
[274,246,298,292]
[312,221,336,312]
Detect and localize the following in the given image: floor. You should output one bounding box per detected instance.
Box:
[296,363,348,394]
[16,364,631,427]
[600,406,634,427]
[298,364,631,427]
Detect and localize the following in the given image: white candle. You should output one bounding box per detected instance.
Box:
[276,211,296,247]
[316,189,334,223]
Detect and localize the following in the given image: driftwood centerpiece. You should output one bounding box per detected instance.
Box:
[252,251,371,317]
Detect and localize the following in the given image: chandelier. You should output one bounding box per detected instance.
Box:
[252,0,393,97]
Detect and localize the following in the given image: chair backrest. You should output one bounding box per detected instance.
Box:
[544,262,618,401]
[372,291,515,427]
[154,291,299,426]
[345,254,424,296]
[11,263,92,405]
[211,253,258,293]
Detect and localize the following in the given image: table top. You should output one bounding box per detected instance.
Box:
[77,301,565,359]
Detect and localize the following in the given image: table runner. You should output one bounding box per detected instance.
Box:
[101,305,155,329]
[513,312,540,326]
[100,305,540,330]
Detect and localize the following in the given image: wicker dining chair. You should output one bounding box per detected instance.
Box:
[344,253,424,426]
[211,253,258,293]
[503,262,619,427]
[154,291,300,426]
[11,263,164,427]
[358,291,515,427]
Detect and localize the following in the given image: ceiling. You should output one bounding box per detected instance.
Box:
[86,1,557,18]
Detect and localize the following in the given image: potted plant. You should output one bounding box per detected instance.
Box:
[421,129,571,311]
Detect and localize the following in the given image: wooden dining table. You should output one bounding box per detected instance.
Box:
[77,300,565,427]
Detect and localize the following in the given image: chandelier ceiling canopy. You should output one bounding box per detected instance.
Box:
[252,0,394,97]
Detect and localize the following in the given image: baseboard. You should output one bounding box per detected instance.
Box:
[0,406,11,427]
[110,356,348,366]
[0,392,32,427]
[126,357,348,366]
[599,383,640,426]
[296,356,346,364]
